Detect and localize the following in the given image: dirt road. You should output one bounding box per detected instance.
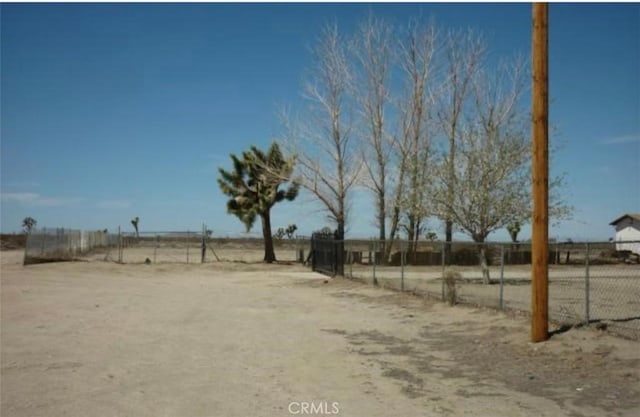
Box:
[1,251,639,417]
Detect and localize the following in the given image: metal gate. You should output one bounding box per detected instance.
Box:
[311,230,344,277]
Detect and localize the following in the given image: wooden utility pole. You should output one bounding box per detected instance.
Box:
[531,3,549,342]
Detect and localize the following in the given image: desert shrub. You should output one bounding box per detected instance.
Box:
[444,270,462,306]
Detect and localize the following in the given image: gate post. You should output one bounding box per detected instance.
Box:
[311,234,316,271]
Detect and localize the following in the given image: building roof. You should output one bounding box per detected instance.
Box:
[610,213,640,226]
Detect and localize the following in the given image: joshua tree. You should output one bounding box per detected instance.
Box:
[507,221,521,249]
[285,224,298,239]
[22,217,37,234]
[274,228,286,240]
[425,231,438,242]
[218,142,298,263]
[131,217,140,238]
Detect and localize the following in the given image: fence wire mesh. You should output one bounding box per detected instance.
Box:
[338,239,640,341]
[110,233,307,264]
[24,227,308,265]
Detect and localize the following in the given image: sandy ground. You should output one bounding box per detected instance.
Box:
[1,250,639,417]
[96,244,640,337]
[346,263,640,340]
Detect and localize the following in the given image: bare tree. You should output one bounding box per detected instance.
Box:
[283,23,359,239]
[396,20,438,255]
[351,14,394,255]
[382,127,411,264]
[434,52,572,283]
[435,58,531,283]
[437,29,486,260]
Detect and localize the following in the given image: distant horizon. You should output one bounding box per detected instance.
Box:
[2,3,638,242]
[1,226,630,245]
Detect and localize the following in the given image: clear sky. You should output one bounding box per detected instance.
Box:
[1,3,638,241]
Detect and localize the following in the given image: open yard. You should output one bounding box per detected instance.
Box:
[1,250,639,417]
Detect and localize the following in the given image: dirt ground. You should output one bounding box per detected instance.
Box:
[1,250,639,417]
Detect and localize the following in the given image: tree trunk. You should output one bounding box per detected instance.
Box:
[413,218,422,258]
[261,211,276,263]
[445,122,456,266]
[478,244,491,284]
[385,205,401,264]
[444,220,453,264]
[472,234,491,284]
[336,221,345,276]
[407,216,415,256]
[378,193,386,265]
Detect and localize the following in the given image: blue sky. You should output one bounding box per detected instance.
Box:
[1,3,638,241]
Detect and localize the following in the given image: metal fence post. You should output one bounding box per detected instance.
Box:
[441,240,446,301]
[585,242,590,326]
[333,238,337,276]
[499,244,505,310]
[154,235,158,264]
[373,240,377,285]
[201,223,206,264]
[310,234,316,271]
[118,226,122,264]
[338,236,345,277]
[401,240,405,292]
[349,240,353,279]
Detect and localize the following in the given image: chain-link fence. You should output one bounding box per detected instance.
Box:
[105,231,208,264]
[110,232,308,264]
[340,239,640,340]
[24,227,309,265]
[23,228,638,340]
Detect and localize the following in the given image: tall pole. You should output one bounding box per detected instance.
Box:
[531,3,549,342]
